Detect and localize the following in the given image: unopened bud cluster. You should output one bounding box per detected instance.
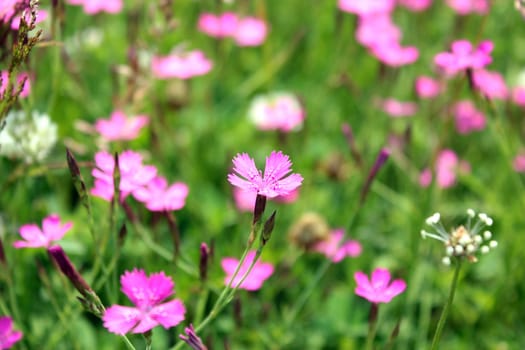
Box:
[421,209,497,265]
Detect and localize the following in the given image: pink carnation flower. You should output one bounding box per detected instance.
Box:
[446,0,489,15]
[471,69,508,100]
[151,50,213,80]
[415,76,442,99]
[95,110,149,141]
[513,153,525,173]
[232,17,268,46]
[91,150,157,201]
[232,187,299,212]
[369,41,419,67]
[512,87,525,107]
[419,168,433,187]
[453,100,486,134]
[67,0,123,14]
[434,39,493,75]
[248,92,305,132]
[13,214,72,249]
[0,0,21,21]
[397,0,433,11]
[436,149,462,188]
[356,14,401,48]
[133,176,189,212]
[1,70,31,98]
[227,151,303,199]
[0,316,23,349]
[312,229,362,262]
[354,268,406,303]
[103,269,185,335]
[380,98,418,117]
[221,250,274,291]
[338,0,395,16]
[198,12,238,38]
[10,8,48,29]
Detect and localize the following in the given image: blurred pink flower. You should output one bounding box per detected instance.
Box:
[471,69,508,100]
[436,149,460,188]
[221,250,274,291]
[381,98,418,117]
[198,12,238,38]
[1,70,31,98]
[370,41,419,67]
[95,110,149,141]
[103,269,185,335]
[513,154,525,172]
[453,100,486,134]
[248,92,305,132]
[10,8,48,29]
[355,14,401,48]
[446,0,489,15]
[338,0,395,16]
[233,17,268,46]
[133,176,189,212]
[398,0,433,11]
[0,0,21,21]
[91,150,157,201]
[415,76,442,98]
[312,229,362,263]
[419,168,433,187]
[67,0,123,14]
[434,40,493,75]
[512,87,525,107]
[13,214,72,249]
[354,268,406,303]
[0,316,23,349]
[151,50,213,80]
[228,151,303,199]
[232,187,299,212]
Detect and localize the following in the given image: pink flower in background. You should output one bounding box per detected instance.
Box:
[10,8,48,29]
[419,168,433,187]
[221,250,274,291]
[151,50,213,80]
[13,214,72,249]
[436,149,460,188]
[453,100,486,134]
[0,0,21,21]
[434,40,493,75]
[513,154,525,172]
[1,70,31,98]
[198,12,238,38]
[355,14,401,48]
[248,92,305,132]
[381,98,418,117]
[370,41,419,67]
[446,0,489,15]
[471,69,508,100]
[312,229,362,263]
[512,87,525,107]
[354,268,406,303]
[91,150,157,201]
[0,316,23,349]
[67,0,123,14]
[228,151,303,199]
[233,17,268,46]
[95,110,149,141]
[103,269,185,335]
[338,0,395,16]
[232,187,299,212]
[415,76,442,98]
[133,176,189,212]
[398,0,433,11]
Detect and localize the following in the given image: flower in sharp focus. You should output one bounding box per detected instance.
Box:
[151,50,213,80]
[95,110,149,141]
[248,92,305,132]
[221,250,274,291]
[421,209,497,264]
[434,39,493,75]
[354,268,406,303]
[227,151,303,199]
[103,269,185,335]
[91,150,157,201]
[312,229,362,263]
[0,316,23,349]
[133,176,189,212]
[13,214,72,249]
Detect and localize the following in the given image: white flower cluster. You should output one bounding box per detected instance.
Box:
[421,209,497,265]
[0,110,58,163]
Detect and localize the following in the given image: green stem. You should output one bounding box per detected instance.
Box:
[365,303,379,350]
[430,259,462,350]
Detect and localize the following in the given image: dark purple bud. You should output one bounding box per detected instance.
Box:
[47,245,93,297]
[199,243,209,282]
[360,148,390,205]
[180,324,208,350]
[117,223,127,247]
[253,194,267,226]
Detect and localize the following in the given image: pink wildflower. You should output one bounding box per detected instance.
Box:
[0,0,20,21]
[10,8,48,29]
[369,41,419,67]
[221,250,274,291]
[198,12,238,38]
[513,154,525,172]
[419,168,433,187]
[453,100,486,134]
[0,316,23,349]
[434,40,493,75]
[512,87,525,107]
[95,110,149,141]
[471,69,508,100]
[151,50,213,80]
[446,0,489,15]
[13,214,72,249]
[397,0,433,11]
[415,76,442,98]
[103,269,185,335]
[338,0,395,16]
[354,268,406,303]
[380,98,418,117]
[355,14,401,48]
[133,176,189,212]
[91,150,157,201]
[233,17,268,47]
[312,229,362,263]
[232,187,299,212]
[1,70,31,98]
[66,0,123,15]
[436,149,459,188]
[248,92,305,132]
[227,151,303,199]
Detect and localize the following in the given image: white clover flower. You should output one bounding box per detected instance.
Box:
[248,92,305,132]
[422,209,497,264]
[0,110,57,163]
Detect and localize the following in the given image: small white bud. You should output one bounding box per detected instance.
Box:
[474,235,483,244]
[481,246,490,254]
[483,231,492,240]
[489,240,498,248]
[426,213,441,225]
[446,246,454,256]
[478,213,493,226]
[458,234,472,246]
[466,244,476,253]
[420,230,428,239]
[467,209,475,217]
[442,256,451,266]
[455,245,464,254]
